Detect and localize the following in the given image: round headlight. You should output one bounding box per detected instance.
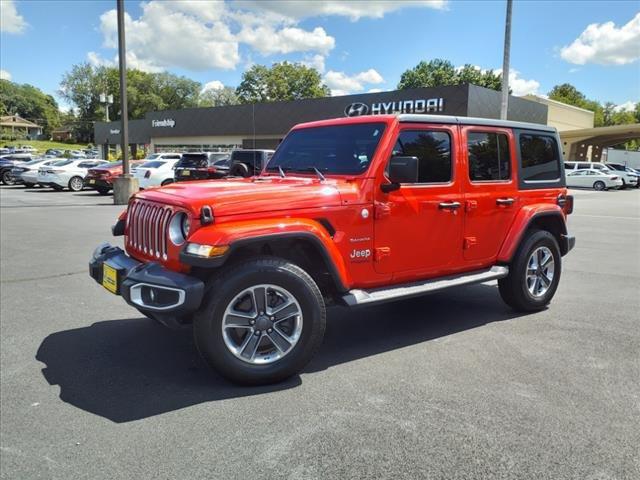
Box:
[168,212,188,245]
[181,215,190,238]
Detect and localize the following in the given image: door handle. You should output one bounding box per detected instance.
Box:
[438,201,461,210]
[496,198,515,206]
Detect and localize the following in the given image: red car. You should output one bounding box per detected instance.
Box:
[90,114,575,385]
[84,161,143,195]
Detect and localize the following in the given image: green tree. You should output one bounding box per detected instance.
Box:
[59,62,202,141]
[236,62,330,103]
[397,59,504,91]
[198,86,239,107]
[548,83,588,106]
[0,79,61,137]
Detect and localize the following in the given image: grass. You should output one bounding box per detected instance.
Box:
[1,139,91,152]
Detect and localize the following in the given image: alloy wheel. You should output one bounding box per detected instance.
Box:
[221,284,303,365]
[525,246,555,298]
[69,177,84,191]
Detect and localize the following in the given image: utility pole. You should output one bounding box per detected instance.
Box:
[113,0,138,205]
[500,0,513,120]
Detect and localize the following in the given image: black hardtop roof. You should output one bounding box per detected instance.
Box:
[397,114,557,134]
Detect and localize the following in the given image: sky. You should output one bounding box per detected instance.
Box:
[1,0,639,112]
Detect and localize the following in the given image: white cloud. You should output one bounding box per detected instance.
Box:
[234,0,447,21]
[491,68,540,96]
[0,0,28,34]
[367,88,383,93]
[301,54,326,73]
[98,3,239,72]
[614,101,637,112]
[94,1,341,73]
[324,68,384,96]
[0,69,11,80]
[202,80,224,92]
[237,25,334,55]
[560,13,640,65]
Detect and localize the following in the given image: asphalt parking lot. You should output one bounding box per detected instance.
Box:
[1,185,639,480]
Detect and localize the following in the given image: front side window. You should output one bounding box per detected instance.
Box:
[391,130,451,183]
[519,134,561,182]
[266,123,386,175]
[467,132,511,181]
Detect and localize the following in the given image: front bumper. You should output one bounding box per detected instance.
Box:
[89,243,204,328]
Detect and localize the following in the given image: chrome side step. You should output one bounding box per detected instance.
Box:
[341,266,509,307]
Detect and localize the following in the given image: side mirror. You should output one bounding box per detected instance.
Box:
[381,156,418,193]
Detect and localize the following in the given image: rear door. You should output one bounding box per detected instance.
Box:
[462,127,519,262]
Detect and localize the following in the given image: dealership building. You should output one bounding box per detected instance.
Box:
[95,83,613,160]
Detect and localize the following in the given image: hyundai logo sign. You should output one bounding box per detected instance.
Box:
[344,98,445,117]
[344,102,369,117]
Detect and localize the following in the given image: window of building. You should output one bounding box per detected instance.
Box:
[467,132,511,181]
[390,130,451,183]
[519,134,561,182]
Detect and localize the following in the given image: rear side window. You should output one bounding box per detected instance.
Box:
[392,130,451,183]
[519,134,561,183]
[467,132,511,181]
[179,154,208,168]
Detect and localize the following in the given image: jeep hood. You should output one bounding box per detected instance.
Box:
[136,177,342,217]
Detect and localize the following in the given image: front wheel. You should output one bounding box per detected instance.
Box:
[593,181,606,191]
[68,176,84,192]
[194,257,326,385]
[498,229,562,312]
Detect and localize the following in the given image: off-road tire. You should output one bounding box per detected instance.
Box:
[194,256,326,385]
[498,229,562,312]
[229,162,251,178]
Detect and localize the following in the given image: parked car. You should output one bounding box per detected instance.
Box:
[565,168,623,190]
[38,159,109,191]
[133,158,182,188]
[0,154,34,185]
[20,145,37,153]
[84,161,144,195]
[11,158,61,187]
[564,161,612,173]
[605,163,640,188]
[44,149,64,157]
[89,114,575,385]
[228,149,275,177]
[174,152,230,181]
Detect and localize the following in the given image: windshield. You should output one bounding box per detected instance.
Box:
[24,159,46,166]
[140,160,165,168]
[178,154,208,168]
[145,153,161,160]
[266,123,386,175]
[52,160,73,167]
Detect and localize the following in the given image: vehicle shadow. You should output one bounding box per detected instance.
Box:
[36,283,529,423]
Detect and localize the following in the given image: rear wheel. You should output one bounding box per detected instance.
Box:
[229,162,251,178]
[194,257,326,385]
[593,181,605,191]
[97,187,110,195]
[498,229,562,312]
[160,179,173,186]
[68,176,84,192]
[1,170,15,185]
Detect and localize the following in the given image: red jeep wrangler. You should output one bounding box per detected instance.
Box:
[90,114,574,385]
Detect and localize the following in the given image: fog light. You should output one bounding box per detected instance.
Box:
[185,243,229,258]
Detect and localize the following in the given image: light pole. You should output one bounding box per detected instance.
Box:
[112,0,138,205]
[500,0,513,120]
[99,93,114,122]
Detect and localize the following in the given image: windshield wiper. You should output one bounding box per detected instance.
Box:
[278,166,286,178]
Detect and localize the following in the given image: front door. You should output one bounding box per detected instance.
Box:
[374,124,464,278]
[462,127,519,262]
